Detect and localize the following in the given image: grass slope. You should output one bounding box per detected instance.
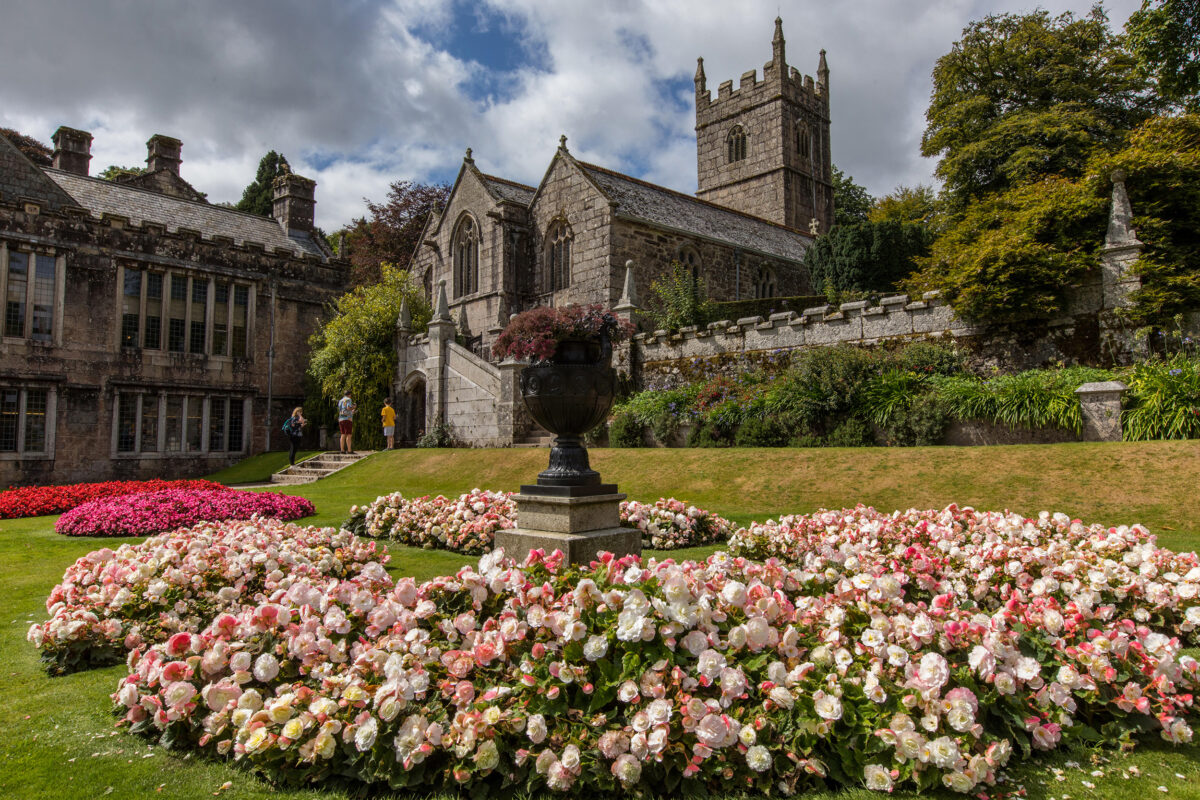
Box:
[1,441,1199,799]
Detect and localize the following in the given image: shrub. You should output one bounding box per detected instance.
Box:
[615,383,698,443]
[825,417,873,447]
[608,412,644,448]
[734,414,790,447]
[687,420,734,447]
[891,340,964,376]
[882,393,951,446]
[646,260,712,332]
[416,421,455,448]
[54,489,315,537]
[861,369,927,427]
[1122,353,1200,440]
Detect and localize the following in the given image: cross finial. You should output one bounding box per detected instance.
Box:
[559,134,568,151]
[464,147,473,163]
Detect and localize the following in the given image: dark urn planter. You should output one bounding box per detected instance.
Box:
[520,336,615,487]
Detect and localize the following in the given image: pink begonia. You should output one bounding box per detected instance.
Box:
[55,488,314,537]
[21,504,1200,795]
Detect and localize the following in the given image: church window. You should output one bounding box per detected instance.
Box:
[727,126,747,163]
[544,219,573,292]
[0,385,52,455]
[754,266,777,299]
[796,120,811,160]
[1,244,62,344]
[452,215,479,298]
[678,246,702,282]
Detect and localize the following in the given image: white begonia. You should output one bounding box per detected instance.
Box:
[746,745,772,772]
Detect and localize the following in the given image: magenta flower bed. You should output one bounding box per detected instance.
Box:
[54,489,315,537]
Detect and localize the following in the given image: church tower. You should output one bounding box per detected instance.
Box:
[695,18,833,233]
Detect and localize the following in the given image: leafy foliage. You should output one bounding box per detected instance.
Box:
[415,421,455,448]
[1122,353,1200,440]
[908,176,1107,322]
[0,127,51,165]
[868,184,941,228]
[830,165,873,227]
[646,260,711,332]
[491,304,633,362]
[1126,0,1200,112]
[307,265,431,450]
[341,179,450,286]
[235,151,290,218]
[922,8,1153,207]
[97,165,146,181]
[608,412,644,448]
[802,220,932,298]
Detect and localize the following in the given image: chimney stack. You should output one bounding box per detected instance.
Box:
[146,134,182,174]
[51,126,93,176]
[272,173,316,233]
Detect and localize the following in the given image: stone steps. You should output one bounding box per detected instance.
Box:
[270,451,373,485]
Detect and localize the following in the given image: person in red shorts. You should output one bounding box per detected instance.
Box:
[337,390,357,453]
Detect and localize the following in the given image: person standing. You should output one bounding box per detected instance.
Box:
[283,406,306,466]
[337,390,357,454]
[381,398,396,450]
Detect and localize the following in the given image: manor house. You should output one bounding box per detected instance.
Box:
[411,18,831,356]
[0,128,346,485]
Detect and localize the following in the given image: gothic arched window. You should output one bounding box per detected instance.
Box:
[678,245,702,283]
[544,218,573,292]
[754,266,777,299]
[796,120,811,160]
[452,214,479,298]
[727,125,747,163]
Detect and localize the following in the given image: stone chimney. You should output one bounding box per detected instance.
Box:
[51,126,93,175]
[272,173,316,233]
[145,135,182,174]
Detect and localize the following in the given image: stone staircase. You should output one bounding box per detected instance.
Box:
[512,427,554,448]
[270,451,373,485]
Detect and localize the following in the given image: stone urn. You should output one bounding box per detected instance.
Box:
[520,335,616,486]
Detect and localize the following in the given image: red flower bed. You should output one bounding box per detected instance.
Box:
[0,479,230,519]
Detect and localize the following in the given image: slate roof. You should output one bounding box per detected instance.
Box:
[44,168,326,258]
[577,161,813,263]
[0,134,79,212]
[481,173,535,205]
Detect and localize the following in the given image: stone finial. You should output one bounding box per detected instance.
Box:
[772,17,785,66]
[464,147,473,163]
[558,134,568,152]
[337,231,346,258]
[396,296,412,331]
[619,260,638,307]
[433,280,451,322]
[458,306,472,338]
[1105,169,1142,248]
[1075,381,1127,442]
[694,57,706,93]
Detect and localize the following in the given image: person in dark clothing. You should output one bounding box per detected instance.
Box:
[283,406,306,466]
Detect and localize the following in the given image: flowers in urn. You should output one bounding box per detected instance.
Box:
[491,303,634,362]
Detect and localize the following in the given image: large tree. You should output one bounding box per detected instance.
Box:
[830,165,873,227]
[868,185,941,229]
[307,264,431,449]
[1126,0,1200,112]
[236,151,290,217]
[922,8,1153,207]
[803,220,932,300]
[341,179,450,286]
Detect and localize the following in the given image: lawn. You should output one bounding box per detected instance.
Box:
[2,441,1200,799]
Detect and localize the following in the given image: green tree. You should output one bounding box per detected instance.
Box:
[236,151,290,217]
[922,8,1153,207]
[1099,113,1200,324]
[97,165,146,181]
[803,221,932,299]
[342,180,450,286]
[908,176,1107,322]
[307,264,431,449]
[831,165,873,227]
[1126,0,1200,111]
[868,185,940,228]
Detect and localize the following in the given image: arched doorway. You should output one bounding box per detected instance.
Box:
[400,372,426,446]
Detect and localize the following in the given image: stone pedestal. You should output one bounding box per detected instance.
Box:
[1075,381,1127,442]
[495,487,641,566]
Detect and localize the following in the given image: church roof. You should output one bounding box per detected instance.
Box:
[45,169,326,258]
[576,162,812,263]
[480,173,536,205]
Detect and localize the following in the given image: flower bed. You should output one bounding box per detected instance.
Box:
[55,489,315,537]
[0,478,228,519]
[344,490,734,552]
[28,519,388,674]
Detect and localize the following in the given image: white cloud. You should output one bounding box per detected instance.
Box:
[0,0,1147,228]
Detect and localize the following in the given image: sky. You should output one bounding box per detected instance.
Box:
[0,0,1144,231]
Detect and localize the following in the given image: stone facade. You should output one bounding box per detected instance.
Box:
[695,18,833,233]
[0,128,347,485]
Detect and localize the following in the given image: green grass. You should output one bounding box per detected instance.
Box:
[2,442,1200,798]
[205,450,322,485]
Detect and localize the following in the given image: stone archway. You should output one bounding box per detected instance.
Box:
[399,372,427,446]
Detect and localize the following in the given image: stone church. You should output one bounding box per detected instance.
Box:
[410,18,831,357]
